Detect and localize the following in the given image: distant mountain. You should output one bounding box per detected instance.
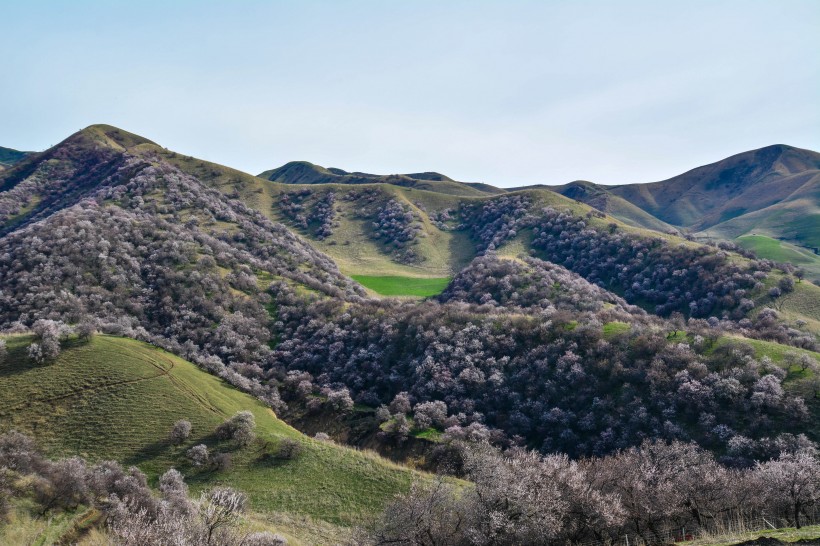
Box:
[571,144,820,280]
[546,180,678,233]
[608,144,820,234]
[259,160,505,196]
[0,145,31,171]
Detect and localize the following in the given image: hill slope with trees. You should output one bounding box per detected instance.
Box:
[0,333,419,543]
[2,125,820,543]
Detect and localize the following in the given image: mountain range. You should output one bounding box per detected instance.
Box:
[2,125,820,543]
[255,142,820,281]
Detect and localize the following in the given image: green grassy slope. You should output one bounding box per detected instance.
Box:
[265,181,477,277]
[351,275,451,297]
[736,235,820,283]
[0,334,417,534]
[737,235,820,265]
[768,278,820,333]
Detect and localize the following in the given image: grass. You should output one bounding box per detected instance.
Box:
[771,279,820,329]
[714,335,820,371]
[687,524,820,546]
[352,275,451,297]
[737,235,820,265]
[412,428,443,442]
[0,334,419,538]
[736,234,820,283]
[0,502,88,546]
[603,321,631,339]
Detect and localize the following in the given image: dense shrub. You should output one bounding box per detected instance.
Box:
[458,194,533,252]
[527,207,766,318]
[361,440,820,545]
[373,199,422,263]
[269,286,812,458]
[311,191,337,239]
[441,254,642,314]
[278,189,337,239]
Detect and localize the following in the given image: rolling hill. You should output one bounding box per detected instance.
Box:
[0,333,419,543]
[260,146,820,288]
[547,180,678,232]
[260,160,505,197]
[605,145,820,261]
[0,145,30,172]
[2,124,820,543]
[4,124,816,316]
[608,144,820,230]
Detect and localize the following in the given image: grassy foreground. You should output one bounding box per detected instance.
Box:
[688,523,820,545]
[352,274,451,297]
[0,334,418,540]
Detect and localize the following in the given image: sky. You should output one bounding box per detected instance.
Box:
[1,1,818,187]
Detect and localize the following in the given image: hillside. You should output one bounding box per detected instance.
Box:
[0,146,31,174]
[547,180,678,232]
[5,125,817,322]
[2,124,819,454]
[0,334,418,543]
[735,235,820,284]
[2,124,820,543]
[260,160,504,197]
[606,145,820,250]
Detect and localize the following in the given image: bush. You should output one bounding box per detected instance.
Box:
[276,439,303,460]
[75,320,96,342]
[186,444,210,467]
[414,401,448,430]
[170,419,192,444]
[213,452,233,472]
[327,388,354,413]
[389,392,412,415]
[243,532,288,546]
[779,276,795,293]
[216,411,256,447]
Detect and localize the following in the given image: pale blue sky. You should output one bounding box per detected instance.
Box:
[1,0,818,186]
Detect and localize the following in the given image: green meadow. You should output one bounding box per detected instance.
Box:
[351,275,451,297]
